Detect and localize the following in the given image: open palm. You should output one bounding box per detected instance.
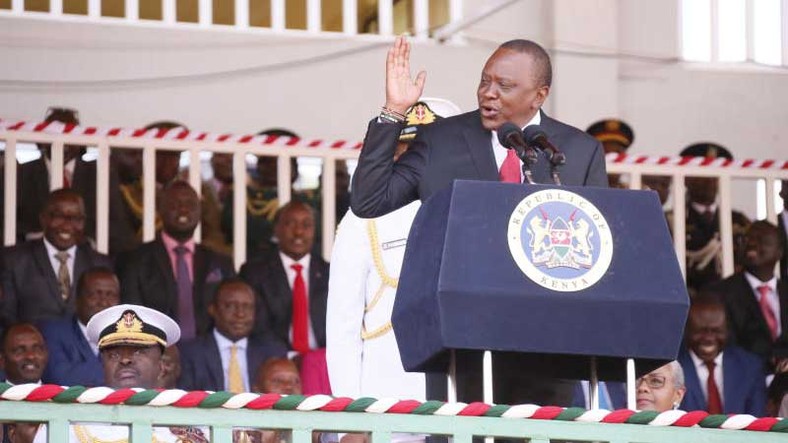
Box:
[385,35,426,115]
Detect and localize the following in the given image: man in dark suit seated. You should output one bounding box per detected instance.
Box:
[39,266,120,387]
[706,220,787,370]
[1,189,112,327]
[678,295,766,415]
[17,107,97,243]
[179,278,287,392]
[0,324,48,385]
[119,180,235,341]
[240,201,329,354]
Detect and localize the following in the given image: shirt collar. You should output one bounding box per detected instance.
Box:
[161,231,196,254]
[689,349,724,369]
[744,271,777,294]
[491,110,542,141]
[213,328,248,350]
[42,238,77,258]
[280,251,311,269]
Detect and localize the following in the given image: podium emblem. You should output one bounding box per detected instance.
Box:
[507,189,613,292]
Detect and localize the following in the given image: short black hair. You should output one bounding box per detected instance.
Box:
[41,188,85,216]
[211,277,258,306]
[76,266,118,299]
[273,200,316,227]
[0,323,42,353]
[498,39,553,87]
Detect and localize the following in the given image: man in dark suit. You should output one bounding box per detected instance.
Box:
[240,201,329,352]
[706,220,787,369]
[119,180,235,341]
[1,189,112,327]
[678,296,766,415]
[17,107,97,242]
[39,267,120,387]
[179,278,287,392]
[351,37,607,218]
[350,37,605,407]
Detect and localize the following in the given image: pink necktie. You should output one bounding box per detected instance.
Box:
[499,149,521,183]
[758,284,779,340]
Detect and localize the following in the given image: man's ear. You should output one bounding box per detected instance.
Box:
[207,303,216,319]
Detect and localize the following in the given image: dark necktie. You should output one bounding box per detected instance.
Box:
[174,245,196,340]
[705,360,723,414]
[291,263,309,353]
[55,251,70,300]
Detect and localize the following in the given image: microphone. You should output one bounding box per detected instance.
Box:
[497,122,538,166]
[523,125,566,166]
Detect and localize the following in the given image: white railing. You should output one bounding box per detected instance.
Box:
[1,126,786,277]
[0,0,464,39]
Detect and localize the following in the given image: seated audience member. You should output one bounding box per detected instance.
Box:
[33,303,211,443]
[39,267,120,387]
[7,422,39,443]
[17,107,96,242]
[240,201,328,353]
[779,180,787,279]
[678,296,766,415]
[222,129,300,256]
[179,278,287,392]
[253,357,302,395]
[586,118,633,189]
[158,345,181,389]
[1,190,112,327]
[0,324,48,385]
[681,143,751,291]
[707,220,787,368]
[119,180,235,341]
[636,361,686,412]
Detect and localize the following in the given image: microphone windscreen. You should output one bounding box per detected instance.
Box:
[523,125,547,145]
[497,122,522,148]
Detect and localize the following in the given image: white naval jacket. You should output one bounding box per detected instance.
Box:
[326,202,426,400]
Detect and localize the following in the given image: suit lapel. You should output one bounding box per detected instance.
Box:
[680,351,705,410]
[71,317,97,362]
[308,257,326,342]
[32,241,63,305]
[721,349,741,413]
[271,253,294,339]
[207,335,225,391]
[72,245,90,298]
[461,113,497,180]
[246,338,263,386]
[153,240,179,310]
[778,280,788,335]
[735,274,772,338]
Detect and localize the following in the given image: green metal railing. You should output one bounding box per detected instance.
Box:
[0,397,785,443]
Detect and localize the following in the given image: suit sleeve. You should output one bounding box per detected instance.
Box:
[177,343,197,391]
[350,119,422,218]
[39,323,103,387]
[0,248,18,329]
[583,139,609,188]
[325,211,370,398]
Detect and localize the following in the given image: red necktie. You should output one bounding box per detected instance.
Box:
[291,263,309,353]
[758,284,779,340]
[705,360,723,414]
[63,170,70,188]
[499,149,521,183]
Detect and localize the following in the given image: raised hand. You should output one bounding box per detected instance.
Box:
[384,35,426,115]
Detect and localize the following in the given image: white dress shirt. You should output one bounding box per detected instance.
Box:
[43,238,76,287]
[213,328,250,392]
[279,252,319,350]
[688,350,725,404]
[490,111,541,183]
[745,272,782,337]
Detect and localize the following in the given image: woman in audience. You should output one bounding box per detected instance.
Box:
[636,361,686,412]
